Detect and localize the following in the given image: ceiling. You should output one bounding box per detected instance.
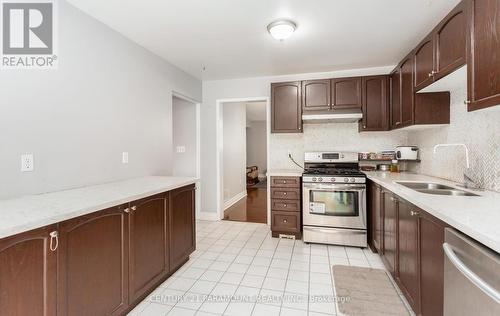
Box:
[246,102,267,122]
[67,0,461,80]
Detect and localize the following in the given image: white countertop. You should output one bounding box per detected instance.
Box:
[0,176,198,239]
[267,169,303,177]
[365,171,500,253]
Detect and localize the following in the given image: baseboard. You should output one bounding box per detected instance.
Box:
[224,190,247,210]
[197,211,220,221]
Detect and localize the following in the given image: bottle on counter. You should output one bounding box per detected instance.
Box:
[390,159,400,173]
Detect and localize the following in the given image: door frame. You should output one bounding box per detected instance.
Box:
[216,96,271,224]
[172,91,202,219]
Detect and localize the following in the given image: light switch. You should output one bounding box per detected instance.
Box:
[122,152,129,164]
[21,154,34,172]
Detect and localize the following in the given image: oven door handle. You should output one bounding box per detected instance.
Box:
[303,184,366,191]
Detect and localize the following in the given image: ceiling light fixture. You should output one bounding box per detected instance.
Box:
[267,20,296,41]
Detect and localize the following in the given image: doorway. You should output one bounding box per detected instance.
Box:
[172,94,201,215]
[216,97,270,224]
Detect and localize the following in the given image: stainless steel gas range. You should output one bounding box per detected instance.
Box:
[302,151,367,247]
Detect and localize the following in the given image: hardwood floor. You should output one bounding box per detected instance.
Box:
[223,187,267,224]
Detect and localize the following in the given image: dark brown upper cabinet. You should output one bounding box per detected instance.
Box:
[58,205,129,316]
[400,55,414,127]
[331,77,363,109]
[0,225,57,316]
[414,35,435,91]
[434,2,466,81]
[271,82,303,133]
[302,79,331,112]
[390,69,402,129]
[465,0,500,111]
[360,75,389,131]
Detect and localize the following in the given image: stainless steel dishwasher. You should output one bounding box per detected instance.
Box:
[443,228,500,315]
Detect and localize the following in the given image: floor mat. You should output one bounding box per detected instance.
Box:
[332,265,411,316]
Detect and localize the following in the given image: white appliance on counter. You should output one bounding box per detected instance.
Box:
[302,152,367,247]
[396,146,419,160]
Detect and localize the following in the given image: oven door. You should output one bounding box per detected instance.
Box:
[302,183,366,229]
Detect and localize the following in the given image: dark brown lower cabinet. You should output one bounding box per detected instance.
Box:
[0,225,57,316]
[368,181,383,253]
[419,211,447,316]
[382,190,397,275]
[371,179,448,316]
[396,200,420,314]
[129,193,169,303]
[169,184,196,270]
[58,205,129,316]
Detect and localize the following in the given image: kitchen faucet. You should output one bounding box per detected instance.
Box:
[433,143,480,190]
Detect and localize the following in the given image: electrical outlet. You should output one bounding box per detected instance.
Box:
[21,154,34,172]
[122,152,129,164]
[176,146,186,153]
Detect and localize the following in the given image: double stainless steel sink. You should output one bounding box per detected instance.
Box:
[396,181,480,196]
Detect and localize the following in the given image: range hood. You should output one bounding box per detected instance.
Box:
[302,109,363,123]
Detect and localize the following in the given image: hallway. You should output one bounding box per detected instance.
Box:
[223,184,267,224]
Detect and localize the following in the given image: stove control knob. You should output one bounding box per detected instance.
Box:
[318,177,323,182]
[344,178,349,183]
[350,178,355,183]
[331,178,336,182]
[312,177,317,182]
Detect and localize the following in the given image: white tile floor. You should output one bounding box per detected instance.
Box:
[128,220,411,316]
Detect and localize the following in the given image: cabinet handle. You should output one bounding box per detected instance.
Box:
[428,72,433,78]
[131,205,137,211]
[284,204,287,207]
[464,100,471,104]
[395,121,401,126]
[283,181,287,184]
[283,192,287,195]
[283,219,288,223]
[363,125,367,129]
[124,207,130,213]
[49,231,59,252]
[411,210,420,216]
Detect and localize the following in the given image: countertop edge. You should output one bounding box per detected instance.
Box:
[0,177,198,240]
[365,173,500,253]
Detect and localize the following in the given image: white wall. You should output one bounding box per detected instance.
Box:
[172,96,197,177]
[222,102,247,204]
[246,121,267,176]
[408,83,500,192]
[0,1,201,199]
[201,66,394,215]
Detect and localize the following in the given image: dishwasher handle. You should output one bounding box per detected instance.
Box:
[443,242,500,303]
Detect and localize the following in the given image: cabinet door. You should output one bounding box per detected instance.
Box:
[466,0,500,111]
[414,36,435,91]
[331,77,363,109]
[271,82,303,133]
[400,56,414,127]
[368,182,383,253]
[0,225,57,316]
[390,69,402,129]
[397,201,420,314]
[302,79,331,111]
[129,193,169,303]
[360,76,389,131]
[419,211,446,316]
[58,206,129,316]
[382,191,397,275]
[434,2,466,80]
[169,184,196,270]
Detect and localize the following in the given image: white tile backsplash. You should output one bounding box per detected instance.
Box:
[408,85,500,192]
[269,123,408,169]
